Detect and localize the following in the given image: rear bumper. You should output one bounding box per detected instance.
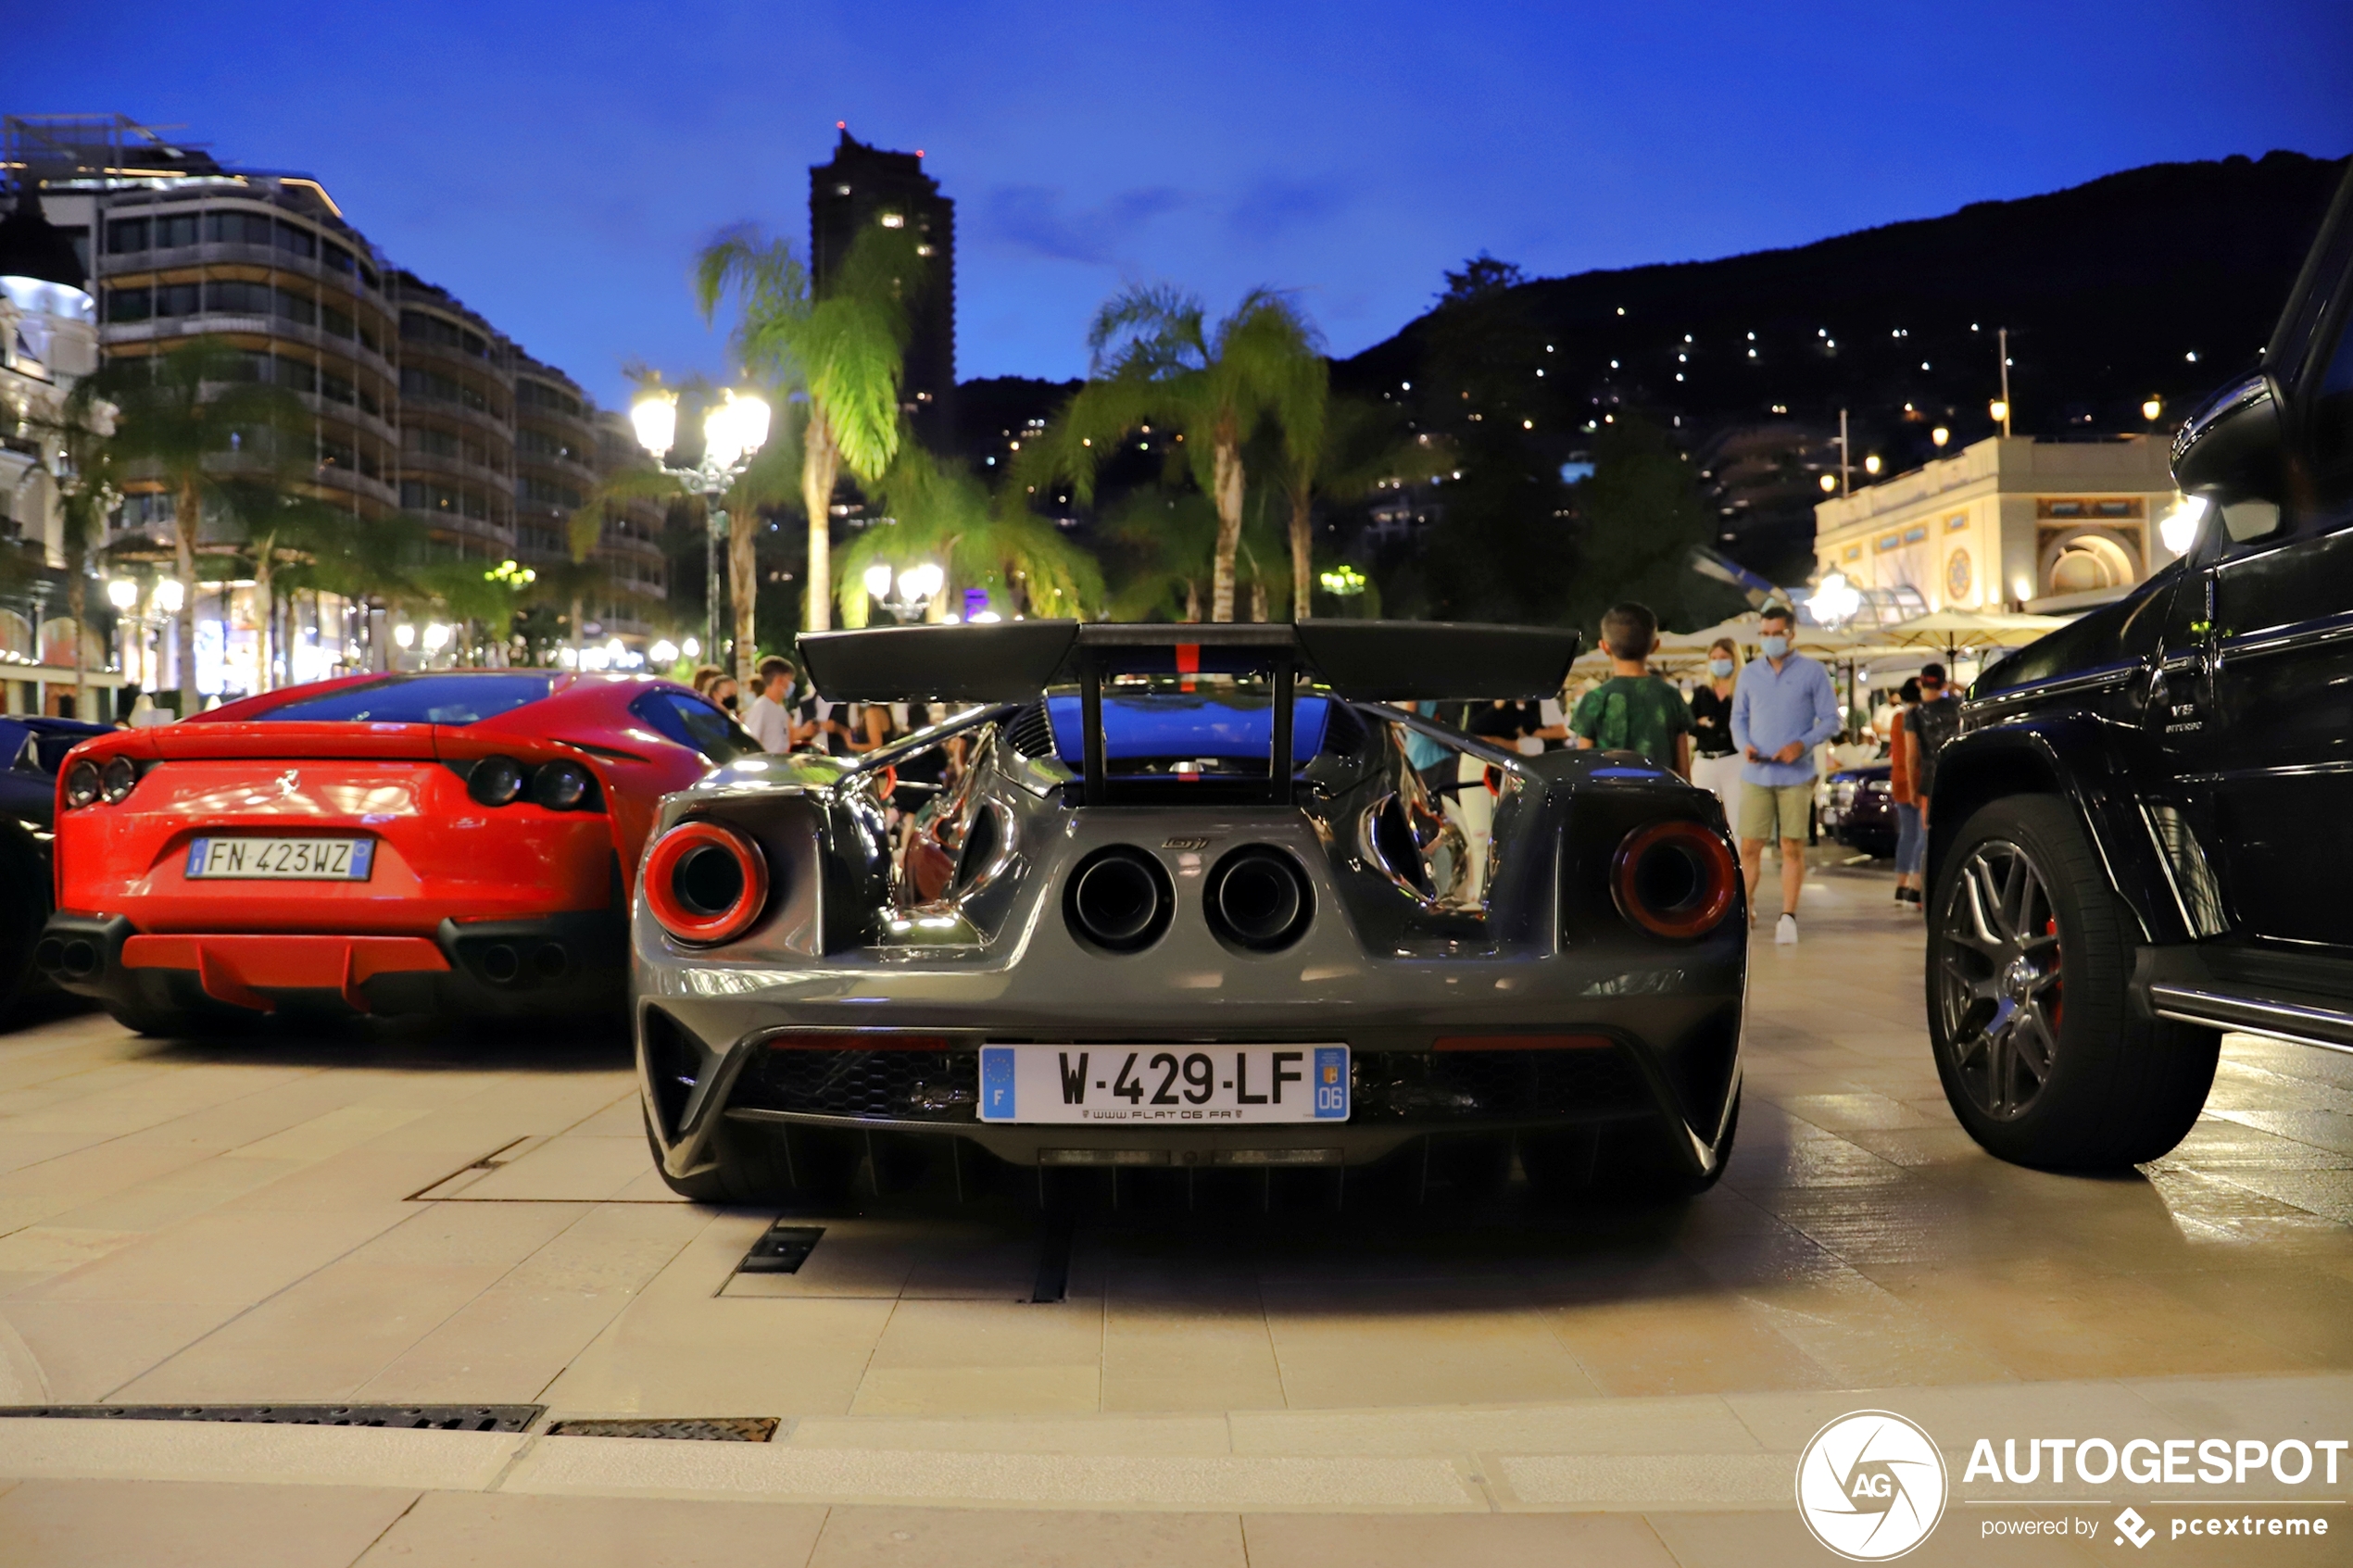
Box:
[37,910,626,1020]
[638,997,1745,1182]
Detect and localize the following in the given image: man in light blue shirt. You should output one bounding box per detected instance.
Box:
[1729,603,1841,944]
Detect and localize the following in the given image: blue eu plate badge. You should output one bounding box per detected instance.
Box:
[1312,1047,1348,1119]
[980,1047,1017,1122]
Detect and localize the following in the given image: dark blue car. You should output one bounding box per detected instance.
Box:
[2,715,113,1022]
[1819,761,1897,859]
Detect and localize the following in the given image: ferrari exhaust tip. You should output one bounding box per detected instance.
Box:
[1064,847,1172,954]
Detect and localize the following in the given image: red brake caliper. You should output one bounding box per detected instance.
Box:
[2046,917,2062,1031]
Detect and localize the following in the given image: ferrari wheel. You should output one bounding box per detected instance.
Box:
[1928,795,2218,1170]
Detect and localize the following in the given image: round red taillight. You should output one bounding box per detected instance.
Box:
[1610,819,1738,939]
[644,821,769,945]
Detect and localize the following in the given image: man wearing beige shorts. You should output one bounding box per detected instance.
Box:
[1728,604,1841,945]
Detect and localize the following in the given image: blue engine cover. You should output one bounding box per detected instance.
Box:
[1045,694,1331,770]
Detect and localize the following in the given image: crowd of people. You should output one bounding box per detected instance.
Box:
[1526,597,1962,943]
[681,604,1963,939]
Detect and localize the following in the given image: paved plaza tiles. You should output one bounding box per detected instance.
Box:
[1,855,2349,1564]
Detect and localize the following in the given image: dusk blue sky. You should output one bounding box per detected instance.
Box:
[13,2,2348,411]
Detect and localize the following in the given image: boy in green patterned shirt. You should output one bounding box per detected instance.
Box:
[1569,601,1692,778]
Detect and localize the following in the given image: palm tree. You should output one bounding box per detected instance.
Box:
[695,221,925,635]
[30,382,120,718]
[1024,286,1322,622]
[86,339,306,713]
[837,447,1101,626]
[1269,396,1452,618]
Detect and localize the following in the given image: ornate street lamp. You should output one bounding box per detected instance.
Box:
[630,385,772,668]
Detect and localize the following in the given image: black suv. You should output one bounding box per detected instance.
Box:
[1928,165,2353,1171]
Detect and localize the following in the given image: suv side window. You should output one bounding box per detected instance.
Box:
[630,691,761,763]
[2308,307,2353,504]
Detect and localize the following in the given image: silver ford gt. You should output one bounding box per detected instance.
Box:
[633,621,1746,1205]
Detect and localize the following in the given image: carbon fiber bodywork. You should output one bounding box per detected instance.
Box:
[634,697,1749,1191]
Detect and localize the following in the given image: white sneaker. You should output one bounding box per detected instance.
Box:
[1775,914,1799,945]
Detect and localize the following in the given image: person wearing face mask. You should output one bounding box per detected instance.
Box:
[1730,603,1841,945]
[742,655,798,752]
[1687,635,1743,822]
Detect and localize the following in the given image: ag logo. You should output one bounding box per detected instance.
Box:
[1795,1410,1947,1561]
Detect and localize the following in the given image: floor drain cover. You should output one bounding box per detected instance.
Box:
[737,1223,824,1274]
[0,1404,541,1432]
[545,1417,779,1442]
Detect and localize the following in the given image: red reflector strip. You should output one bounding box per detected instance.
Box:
[1175,644,1200,674]
[765,1033,950,1051]
[1432,1034,1613,1052]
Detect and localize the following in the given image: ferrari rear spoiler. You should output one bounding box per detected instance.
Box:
[804,620,1579,808]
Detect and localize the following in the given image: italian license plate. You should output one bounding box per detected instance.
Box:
[184,837,375,881]
[977,1044,1349,1124]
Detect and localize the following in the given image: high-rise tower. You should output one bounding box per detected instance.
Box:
[809,129,955,447]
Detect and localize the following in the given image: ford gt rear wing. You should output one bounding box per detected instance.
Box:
[803,620,1579,807]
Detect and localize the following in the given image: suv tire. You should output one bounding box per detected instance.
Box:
[1928,795,2218,1169]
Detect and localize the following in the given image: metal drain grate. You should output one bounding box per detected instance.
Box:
[545,1417,778,1442]
[737,1223,824,1274]
[0,1404,542,1432]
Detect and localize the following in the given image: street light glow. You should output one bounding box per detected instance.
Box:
[107,579,139,610]
[630,391,677,458]
[863,562,895,601]
[1818,474,1837,493]
[2142,396,2164,421]
[2159,495,2208,554]
[899,562,944,602]
[1989,398,2009,424]
[1806,572,1862,628]
[422,622,451,652]
[681,636,700,659]
[649,639,678,665]
[702,390,772,470]
[1931,426,1950,447]
[1863,454,1882,475]
[153,579,184,615]
[394,622,416,649]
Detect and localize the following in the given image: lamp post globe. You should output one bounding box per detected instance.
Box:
[630,393,677,459]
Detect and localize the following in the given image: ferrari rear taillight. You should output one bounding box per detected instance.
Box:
[646,821,769,945]
[63,756,143,809]
[459,755,598,810]
[1610,819,1738,939]
[531,760,592,810]
[468,756,526,806]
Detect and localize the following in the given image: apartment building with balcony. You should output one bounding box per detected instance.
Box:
[392,272,513,556]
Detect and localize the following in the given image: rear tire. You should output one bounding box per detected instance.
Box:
[1927,795,2219,1170]
[1523,1089,1740,1202]
[105,1002,207,1039]
[643,1109,854,1206]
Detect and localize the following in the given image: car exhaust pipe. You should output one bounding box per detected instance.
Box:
[479,943,521,985]
[1206,847,1313,952]
[59,939,98,979]
[1064,847,1173,953]
[533,942,570,980]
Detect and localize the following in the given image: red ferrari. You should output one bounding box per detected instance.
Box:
[35,670,756,1033]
